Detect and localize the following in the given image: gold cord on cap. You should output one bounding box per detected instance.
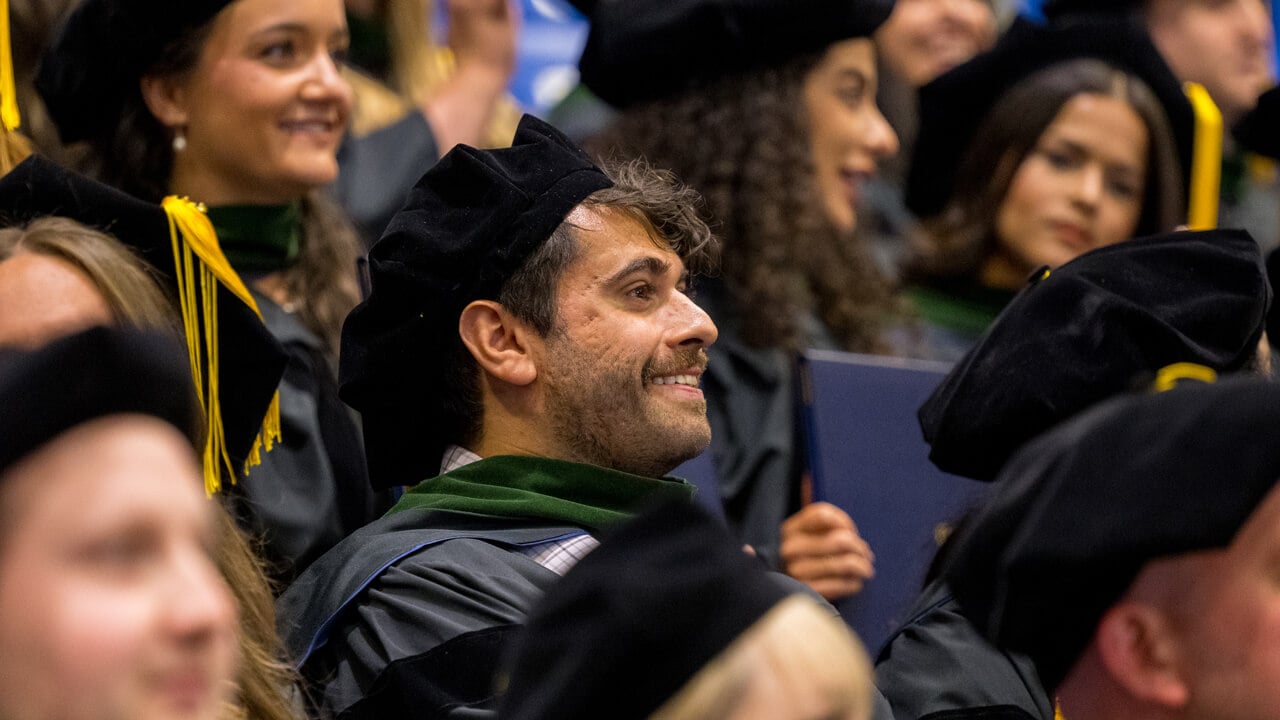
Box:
[162,196,282,495]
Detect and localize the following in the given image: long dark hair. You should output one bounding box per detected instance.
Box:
[908,59,1184,284]
[590,54,894,354]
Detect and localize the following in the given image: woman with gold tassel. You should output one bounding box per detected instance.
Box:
[36,0,391,585]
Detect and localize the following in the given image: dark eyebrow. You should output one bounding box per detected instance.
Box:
[1053,138,1142,175]
[252,22,349,43]
[605,256,672,286]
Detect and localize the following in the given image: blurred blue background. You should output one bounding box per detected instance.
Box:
[506,0,1279,115]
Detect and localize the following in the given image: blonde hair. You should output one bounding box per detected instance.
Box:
[651,596,875,720]
[0,216,299,720]
[0,217,176,332]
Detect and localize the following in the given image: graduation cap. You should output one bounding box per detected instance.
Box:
[0,326,200,477]
[34,0,231,144]
[1232,84,1280,160]
[1041,0,1141,20]
[575,0,895,109]
[919,228,1269,482]
[907,16,1223,230]
[0,155,286,494]
[942,376,1280,692]
[498,499,795,720]
[339,114,612,489]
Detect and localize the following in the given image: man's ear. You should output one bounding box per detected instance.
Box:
[1094,601,1190,709]
[138,74,190,129]
[458,300,538,386]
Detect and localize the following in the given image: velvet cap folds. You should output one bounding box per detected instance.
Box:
[1041,0,1141,20]
[0,327,200,476]
[906,17,1194,220]
[498,498,793,720]
[576,0,895,109]
[920,228,1270,482]
[339,114,613,490]
[35,0,232,144]
[943,377,1280,693]
[0,155,286,471]
[1233,85,1280,160]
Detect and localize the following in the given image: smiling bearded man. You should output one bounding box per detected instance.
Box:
[276,115,725,720]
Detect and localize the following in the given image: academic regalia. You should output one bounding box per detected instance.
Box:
[945,377,1280,693]
[281,115,655,717]
[875,228,1271,718]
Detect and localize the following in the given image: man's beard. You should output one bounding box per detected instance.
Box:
[542,345,711,477]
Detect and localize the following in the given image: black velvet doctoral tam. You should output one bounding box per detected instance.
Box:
[920,228,1269,482]
[339,114,613,489]
[943,377,1280,693]
[498,499,794,720]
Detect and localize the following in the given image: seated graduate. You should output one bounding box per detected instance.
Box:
[0,327,238,720]
[874,227,1271,720]
[943,375,1280,720]
[899,17,1194,360]
[497,499,876,720]
[0,157,304,720]
[276,115,720,718]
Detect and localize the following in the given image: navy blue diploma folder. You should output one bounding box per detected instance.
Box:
[799,350,989,653]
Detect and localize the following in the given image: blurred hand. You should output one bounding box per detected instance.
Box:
[425,0,518,151]
[445,0,518,77]
[779,502,875,601]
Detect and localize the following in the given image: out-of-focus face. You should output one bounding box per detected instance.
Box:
[802,38,900,234]
[1146,0,1274,126]
[0,415,238,720]
[156,0,354,205]
[534,207,718,478]
[988,92,1148,289]
[1142,481,1280,720]
[0,252,113,348]
[874,0,996,87]
[725,598,872,720]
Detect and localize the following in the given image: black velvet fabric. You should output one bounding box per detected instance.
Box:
[498,499,792,720]
[1041,0,1141,20]
[0,155,287,471]
[920,229,1269,482]
[906,17,1193,221]
[0,327,199,475]
[943,377,1280,693]
[338,114,612,489]
[36,0,231,143]
[576,0,894,108]
[1233,85,1280,160]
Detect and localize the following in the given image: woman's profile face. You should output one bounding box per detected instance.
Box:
[0,415,238,720]
[802,38,900,234]
[989,91,1148,288]
[147,0,354,205]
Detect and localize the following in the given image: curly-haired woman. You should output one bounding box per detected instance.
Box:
[581,0,899,601]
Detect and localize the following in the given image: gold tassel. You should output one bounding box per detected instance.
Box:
[1153,362,1218,393]
[162,196,282,495]
[0,0,18,132]
[1184,82,1222,231]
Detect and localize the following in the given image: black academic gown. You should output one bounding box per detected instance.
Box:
[874,577,1054,720]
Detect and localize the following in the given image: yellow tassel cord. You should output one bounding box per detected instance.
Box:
[1184,82,1222,231]
[0,0,18,132]
[163,197,282,495]
[1153,362,1218,393]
